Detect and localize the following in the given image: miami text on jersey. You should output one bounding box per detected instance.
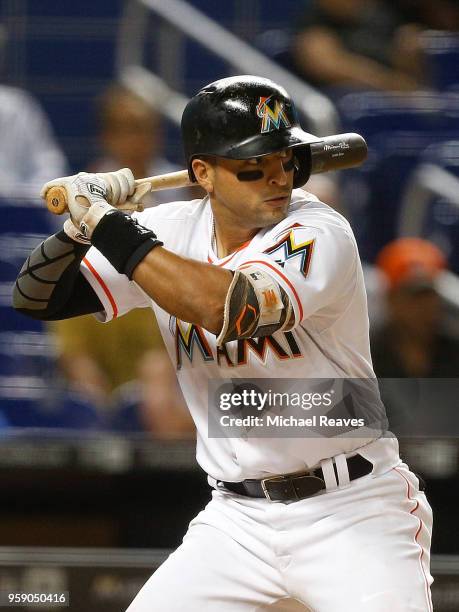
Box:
[173,318,303,369]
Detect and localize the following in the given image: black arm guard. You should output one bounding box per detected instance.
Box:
[13,231,102,320]
[90,210,163,279]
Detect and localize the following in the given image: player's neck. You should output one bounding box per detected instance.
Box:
[213,218,256,258]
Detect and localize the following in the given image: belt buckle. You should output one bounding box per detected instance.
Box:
[261,471,326,501]
[260,475,290,501]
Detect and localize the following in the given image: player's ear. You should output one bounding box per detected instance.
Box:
[192,157,215,194]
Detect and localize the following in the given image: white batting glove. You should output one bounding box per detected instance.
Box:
[41,172,114,241]
[98,168,150,212]
[95,168,135,207]
[41,172,109,225]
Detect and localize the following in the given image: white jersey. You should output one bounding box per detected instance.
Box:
[82,189,383,481]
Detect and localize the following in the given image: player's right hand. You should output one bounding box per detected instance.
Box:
[96,168,150,212]
[94,168,136,207]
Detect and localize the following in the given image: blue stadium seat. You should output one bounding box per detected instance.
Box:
[410,140,459,273]
[422,31,459,91]
[0,200,54,235]
[337,92,450,137]
[0,202,53,333]
[110,383,144,432]
[42,390,105,430]
[0,287,44,333]
[0,377,50,427]
[0,376,105,430]
[336,92,459,260]
[0,411,10,431]
[341,131,450,261]
[0,331,57,377]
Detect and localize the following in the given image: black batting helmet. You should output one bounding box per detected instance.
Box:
[181,75,320,188]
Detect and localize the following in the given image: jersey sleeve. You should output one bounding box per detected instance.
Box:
[79,199,204,322]
[81,246,150,322]
[237,218,358,329]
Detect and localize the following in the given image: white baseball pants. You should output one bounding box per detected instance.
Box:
[126,461,432,611]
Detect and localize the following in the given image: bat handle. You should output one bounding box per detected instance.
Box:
[46,186,68,215]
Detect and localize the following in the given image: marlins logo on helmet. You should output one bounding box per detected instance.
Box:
[256,96,291,133]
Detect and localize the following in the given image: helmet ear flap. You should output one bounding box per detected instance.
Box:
[292,145,312,188]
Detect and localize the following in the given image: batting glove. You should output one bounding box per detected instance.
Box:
[41,172,114,241]
[98,168,151,212]
[95,168,135,207]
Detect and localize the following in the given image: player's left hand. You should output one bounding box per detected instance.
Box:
[41,172,111,231]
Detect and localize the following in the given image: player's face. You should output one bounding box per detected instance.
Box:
[210,149,295,230]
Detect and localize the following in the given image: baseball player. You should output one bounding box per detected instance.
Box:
[14,76,432,611]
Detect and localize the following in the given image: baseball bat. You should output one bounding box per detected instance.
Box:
[45,170,192,216]
[45,133,367,215]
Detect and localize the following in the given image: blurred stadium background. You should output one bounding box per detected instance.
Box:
[0,1,458,610]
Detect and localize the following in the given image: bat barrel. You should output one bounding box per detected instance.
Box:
[310,133,367,174]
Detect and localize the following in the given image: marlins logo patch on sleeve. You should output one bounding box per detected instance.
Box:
[264,224,315,277]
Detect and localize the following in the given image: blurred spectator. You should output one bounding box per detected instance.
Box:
[111,349,195,439]
[389,0,459,85]
[371,238,459,377]
[408,0,459,32]
[89,82,187,206]
[292,0,422,94]
[0,85,67,202]
[0,22,67,203]
[52,310,163,408]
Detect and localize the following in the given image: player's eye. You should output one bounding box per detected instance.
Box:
[282,157,295,172]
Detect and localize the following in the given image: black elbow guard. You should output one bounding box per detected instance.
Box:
[13,231,90,318]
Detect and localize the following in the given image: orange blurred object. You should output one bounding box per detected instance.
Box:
[376,238,446,289]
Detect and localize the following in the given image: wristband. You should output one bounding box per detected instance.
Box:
[90,210,163,279]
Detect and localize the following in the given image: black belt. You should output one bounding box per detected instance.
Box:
[220,454,373,502]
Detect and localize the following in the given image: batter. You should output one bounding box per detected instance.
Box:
[14,76,433,611]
